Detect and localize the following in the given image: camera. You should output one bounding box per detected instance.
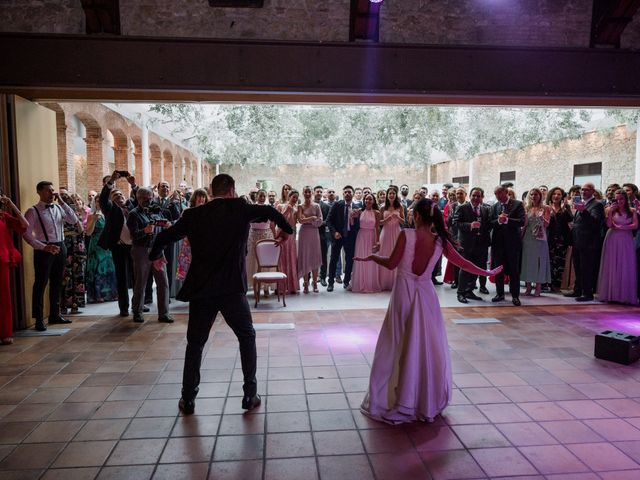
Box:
[115,170,130,177]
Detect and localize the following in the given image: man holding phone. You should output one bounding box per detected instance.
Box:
[127,187,173,323]
[566,182,605,302]
[24,181,80,331]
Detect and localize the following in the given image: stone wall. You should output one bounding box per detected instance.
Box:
[120,0,350,41]
[3,1,638,49]
[430,125,637,197]
[0,0,84,33]
[380,0,593,48]
[220,162,429,198]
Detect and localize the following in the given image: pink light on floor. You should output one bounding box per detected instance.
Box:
[595,314,640,335]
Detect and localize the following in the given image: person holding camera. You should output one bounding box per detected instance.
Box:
[24,181,80,331]
[98,170,139,316]
[127,187,173,323]
[0,192,28,344]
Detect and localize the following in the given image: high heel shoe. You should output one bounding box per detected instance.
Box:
[303,283,309,294]
[313,281,319,293]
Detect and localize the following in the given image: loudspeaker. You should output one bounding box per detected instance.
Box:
[594,330,640,366]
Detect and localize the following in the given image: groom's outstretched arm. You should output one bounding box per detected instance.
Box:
[149,213,189,261]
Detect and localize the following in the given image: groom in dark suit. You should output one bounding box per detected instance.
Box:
[326,185,360,291]
[150,174,293,415]
[453,187,491,303]
[490,185,526,306]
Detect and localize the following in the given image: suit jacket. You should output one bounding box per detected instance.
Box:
[453,202,491,251]
[447,202,466,237]
[149,198,293,301]
[97,183,137,250]
[151,197,182,222]
[326,200,361,239]
[572,197,605,250]
[490,199,526,248]
[319,201,331,233]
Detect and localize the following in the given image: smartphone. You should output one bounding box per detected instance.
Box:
[573,196,583,204]
[116,170,130,177]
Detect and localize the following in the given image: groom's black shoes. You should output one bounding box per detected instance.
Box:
[178,398,195,415]
[242,394,261,411]
[491,295,505,303]
[457,294,468,304]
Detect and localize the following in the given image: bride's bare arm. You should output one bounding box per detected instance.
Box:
[354,230,406,270]
[443,241,502,277]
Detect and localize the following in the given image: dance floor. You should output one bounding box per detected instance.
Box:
[1,304,640,479]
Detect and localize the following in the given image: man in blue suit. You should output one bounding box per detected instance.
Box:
[326,185,360,291]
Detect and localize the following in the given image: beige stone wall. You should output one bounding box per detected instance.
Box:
[430,125,637,197]
[220,162,429,197]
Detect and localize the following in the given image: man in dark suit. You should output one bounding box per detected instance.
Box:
[314,185,331,287]
[453,187,491,303]
[447,187,467,289]
[565,182,605,301]
[150,174,293,415]
[98,171,139,317]
[490,185,526,306]
[326,185,361,291]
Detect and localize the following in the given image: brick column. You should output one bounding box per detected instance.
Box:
[57,123,76,190]
[114,144,130,194]
[85,132,105,193]
[166,159,174,187]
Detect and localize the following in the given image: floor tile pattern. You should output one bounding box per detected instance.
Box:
[0,304,639,479]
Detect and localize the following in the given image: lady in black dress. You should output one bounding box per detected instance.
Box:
[546,187,573,292]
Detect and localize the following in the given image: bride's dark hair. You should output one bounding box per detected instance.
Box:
[413,198,455,245]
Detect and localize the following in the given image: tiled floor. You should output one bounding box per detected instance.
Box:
[1,303,640,479]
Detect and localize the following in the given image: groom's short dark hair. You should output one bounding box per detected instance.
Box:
[211,174,235,196]
[343,185,354,192]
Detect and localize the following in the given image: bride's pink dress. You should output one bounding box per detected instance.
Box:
[378,210,402,290]
[361,230,452,424]
[351,210,382,293]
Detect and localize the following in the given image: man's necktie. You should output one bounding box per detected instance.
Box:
[344,203,350,237]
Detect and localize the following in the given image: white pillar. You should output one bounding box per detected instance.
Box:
[181,159,186,182]
[141,115,151,187]
[426,163,431,185]
[468,157,475,189]
[196,157,203,188]
[216,163,220,176]
[635,123,640,186]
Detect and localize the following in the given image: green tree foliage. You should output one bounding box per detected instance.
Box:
[150,104,605,168]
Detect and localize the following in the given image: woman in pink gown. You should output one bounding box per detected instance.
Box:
[378,186,405,290]
[352,193,382,293]
[297,186,323,293]
[277,190,300,294]
[355,198,501,424]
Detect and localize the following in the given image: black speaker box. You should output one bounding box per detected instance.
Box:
[594,330,640,366]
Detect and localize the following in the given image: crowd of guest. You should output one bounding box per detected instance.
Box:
[1,174,639,345]
[240,180,640,310]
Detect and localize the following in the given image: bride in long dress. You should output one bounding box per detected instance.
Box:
[355,198,502,424]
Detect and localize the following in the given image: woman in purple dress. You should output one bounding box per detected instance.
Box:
[351,193,382,293]
[297,186,323,293]
[597,190,638,305]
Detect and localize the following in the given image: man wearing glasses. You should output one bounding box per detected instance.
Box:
[566,182,605,302]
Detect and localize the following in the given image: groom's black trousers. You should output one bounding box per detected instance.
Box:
[182,293,257,401]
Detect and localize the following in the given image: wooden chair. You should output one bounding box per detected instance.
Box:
[253,239,288,307]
